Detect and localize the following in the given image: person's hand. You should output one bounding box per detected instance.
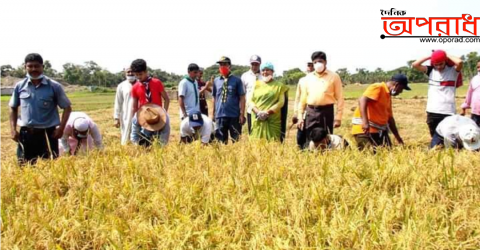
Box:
[52,127,64,139]
[297,118,305,130]
[292,116,299,124]
[114,119,120,128]
[397,137,405,145]
[362,121,370,135]
[240,115,246,125]
[257,111,269,121]
[334,119,342,128]
[460,109,466,116]
[11,130,19,142]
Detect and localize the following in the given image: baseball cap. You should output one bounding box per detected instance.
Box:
[189,111,204,127]
[216,56,231,64]
[391,73,411,91]
[250,55,261,64]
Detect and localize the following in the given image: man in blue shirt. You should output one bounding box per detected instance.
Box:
[9,53,72,164]
[212,56,246,143]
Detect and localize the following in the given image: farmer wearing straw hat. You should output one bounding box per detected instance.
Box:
[59,112,103,155]
[430,114,480,151]
[9,53,72,165]
[412,50,464,137]
[180,111,214,145]
[351,74,410,150]
[131,103,170,147]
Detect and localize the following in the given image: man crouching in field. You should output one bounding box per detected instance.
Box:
[351,74,409,151]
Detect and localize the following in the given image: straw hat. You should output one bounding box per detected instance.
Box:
[137,104,167,131]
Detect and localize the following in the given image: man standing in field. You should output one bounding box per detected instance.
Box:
[114,67,136,145]
[412,50,463,138]
[351,74,409,150]
[178,63,202,119]
[297,51,344,142]
[130,59,170,142]
[461,61,480,127]
[241,55,262,134]
[293,62,314,149]
[212,56,246,144]
[9,53,72,165]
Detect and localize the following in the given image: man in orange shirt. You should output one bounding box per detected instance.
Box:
[351,74,410,150]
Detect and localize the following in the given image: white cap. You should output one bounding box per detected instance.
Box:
[73,118,89,133]
[459,124,480,151]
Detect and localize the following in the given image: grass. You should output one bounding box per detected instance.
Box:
[1,83,479,249]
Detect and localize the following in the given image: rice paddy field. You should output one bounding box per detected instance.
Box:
[1,83,479,249]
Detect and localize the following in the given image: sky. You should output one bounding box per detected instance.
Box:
[0,0,479,76]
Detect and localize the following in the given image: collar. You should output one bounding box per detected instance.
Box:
[313,70,329,78]
[381,82,391,96]
[184,75,196,83]
[27,77,49,86]
[250,69,260,76]
[141,77,152,85]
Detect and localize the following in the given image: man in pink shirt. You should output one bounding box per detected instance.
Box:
[59,112,103,155]
[461,61,480,126]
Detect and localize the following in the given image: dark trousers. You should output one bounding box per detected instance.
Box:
[354,132,391,152]
[200,99,208,116]
[426,112,451,137]
[247,113,252,134]
[215,117,242,144]
[297,128,307,149]
[472,114,480,127]
[430,131,461,149]
[17,126,58,165]
[280,92,288,143]
[305,104,334,142]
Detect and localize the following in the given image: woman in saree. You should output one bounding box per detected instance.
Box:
[250,62,289,141]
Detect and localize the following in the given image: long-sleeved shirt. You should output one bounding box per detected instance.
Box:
[241,69,261,114]
[298,70,344,121]
[114,80,134,145]
[461,74,480,115]
[60,112,103,155]
[293,75,309,118]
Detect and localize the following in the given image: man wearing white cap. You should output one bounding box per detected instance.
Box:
[241,55,262,134]
[114,67,136,145]
[59,112,103,155]
[131,103,170,147]
[430,114,480,151]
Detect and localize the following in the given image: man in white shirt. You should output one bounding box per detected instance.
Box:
[430,115,480,151]
[180,111,214,145]
[293,62,314,149]
[241,55,262,134]
[60,112,103,155]
[308,127,348,151]
[114,67,137,145]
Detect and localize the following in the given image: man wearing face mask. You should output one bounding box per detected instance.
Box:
[461,61,480,127]
[9,53,72,165]
[114,67,136,145]
[412,50,463,138]
[351,74,410,150]
[59,112,103,155]
[293,62,314,149]
[241,55,262,134]
[298,51,345,142]
[212,56,246,144]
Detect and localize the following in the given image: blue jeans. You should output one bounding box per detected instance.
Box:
[430,131,461,149]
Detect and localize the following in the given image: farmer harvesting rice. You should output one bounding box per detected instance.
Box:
[59,112,103,155]
[113,67,136,145]
[9,53,72,164]
[351,74,410,150]
[293,61,314,149]
[180,111,214,145]
[212,56,246,144]
[308,127,348,151]
[297,51,344,142]
[430,115,480,151]
[131,103,170,147]
[412,50,463,137]
[249,62,289,141]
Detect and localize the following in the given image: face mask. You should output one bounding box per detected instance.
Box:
[127,76,136,83]
[262,75,273,83]
[390,85,399,96]
[27,73,44,80]
[219,66,230,76]
[314,62,325,73]
[477,70,480,76]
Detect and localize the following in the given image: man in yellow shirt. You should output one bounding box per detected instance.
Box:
[351,74,410,150]
[298,51,344,142]
[293,62,314,149]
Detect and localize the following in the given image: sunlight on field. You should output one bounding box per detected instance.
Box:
[1,84,479,249]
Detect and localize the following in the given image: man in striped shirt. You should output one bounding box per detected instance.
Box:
[412,50,463,137]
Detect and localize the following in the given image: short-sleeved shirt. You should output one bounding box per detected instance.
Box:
[178,77,200,116]
[352,82,392,135]
[426,65,462,115]
[131,77,165,108]
[212,74,245,118]
[9,77,71,128]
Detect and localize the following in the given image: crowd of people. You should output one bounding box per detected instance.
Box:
[8,51,480,165]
